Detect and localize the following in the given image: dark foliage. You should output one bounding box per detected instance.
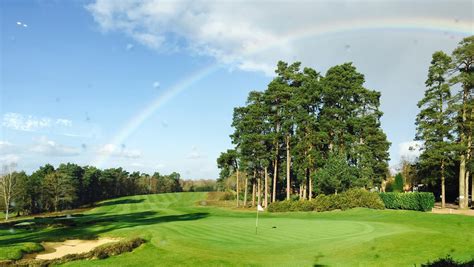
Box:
[379,192,435,211]
[268,189,384,212]
[421,255,474,267]
[7,164,187,216]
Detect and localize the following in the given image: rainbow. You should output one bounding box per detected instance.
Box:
[93,16,472,168]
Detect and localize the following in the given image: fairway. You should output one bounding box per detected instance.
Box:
[1,192,473,266]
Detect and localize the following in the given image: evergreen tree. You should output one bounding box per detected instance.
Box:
[415,51,456,208]
[393,173,405,192]
[450,36,474,208]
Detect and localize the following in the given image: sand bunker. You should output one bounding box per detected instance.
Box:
[34,238,118,260]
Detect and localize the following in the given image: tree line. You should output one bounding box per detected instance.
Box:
[0,163,216,220]
[218,60,390,208]
[414,36,473,208]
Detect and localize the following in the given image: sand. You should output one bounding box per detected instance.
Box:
[33,238,118,260]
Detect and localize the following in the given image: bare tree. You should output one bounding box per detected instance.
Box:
[0,163,18,221]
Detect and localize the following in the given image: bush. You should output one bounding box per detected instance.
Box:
[312,194,337,212]
[421,255,474,266]
[267,200,298,212]
[379,192,435,211]
[341,188,385,210]
[393,173,404,192]
[219,191,235,201]
[268,189,384,212]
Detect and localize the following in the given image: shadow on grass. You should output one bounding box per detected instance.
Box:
[98,198,145,207]
[0,211,209,246]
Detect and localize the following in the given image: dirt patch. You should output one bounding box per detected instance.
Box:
[33,238,118,260]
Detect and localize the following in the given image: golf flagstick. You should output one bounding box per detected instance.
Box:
[256,204,264,234]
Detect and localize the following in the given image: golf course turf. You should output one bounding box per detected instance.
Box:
[1,192,473,266]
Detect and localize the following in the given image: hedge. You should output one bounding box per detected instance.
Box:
[379,192,435,212]
[268,189,385,212]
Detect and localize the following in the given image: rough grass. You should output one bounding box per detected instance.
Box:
[0,192,473,266]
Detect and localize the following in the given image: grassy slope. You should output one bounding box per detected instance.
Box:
[1,192,473,266]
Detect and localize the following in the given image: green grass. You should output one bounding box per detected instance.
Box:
[1,192,473,266]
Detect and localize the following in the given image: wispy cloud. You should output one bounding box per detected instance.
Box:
[30,136,80,157]
[0,141,16,154]
[97,144,141,159]
[398,140,423,162]
[2,112,72,132]
[126,43,134,51]
[187,145,205,160]
[0,154,20,166]
[86,0,471,75]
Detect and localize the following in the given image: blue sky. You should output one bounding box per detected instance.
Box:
[1,0,472,178]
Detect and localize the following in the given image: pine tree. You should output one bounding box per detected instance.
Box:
[415,51,456,208]
[450,36,474,208]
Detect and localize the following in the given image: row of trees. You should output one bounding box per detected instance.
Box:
[415,36,473,208]
[0,163,186,220]
[218,61,390,208]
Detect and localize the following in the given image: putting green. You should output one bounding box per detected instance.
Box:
[1,192,473,266]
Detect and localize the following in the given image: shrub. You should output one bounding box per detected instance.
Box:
[342,188,385,210]
[379,192,435,211]
[268,189,384,212]
[312,194,336,212]
[219,191,235,201]
[393,173,404,192]
[267,200,296,212]
[421,255,474,266]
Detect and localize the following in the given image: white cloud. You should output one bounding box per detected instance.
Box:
[2,113,72,132]
[156,163,165,170]
[56,119,72,127]
[97,144,141,158]
[186,145,205,160]
[16,21,27,28]
[30,137,80,157]
[130,162,145,167]
[86,0,472,75]
[398,141,423,162]
[0,154,20,166]
[152,81,160,89]
[126,43,134,50]
[0,141,16,154]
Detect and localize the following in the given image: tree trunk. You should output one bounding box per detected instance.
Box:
[272,150,278,203]
[264,166,268,208]
[54,194,59,212]
[459,154,467,209]
[286,135,291,200]
[471,173,474,207]
[252,177,256,207]
[465,129,471,207]
[257,174,261,206]
[244,177,248,207]
[459,85,469,209]
[441,159,446,209]
[303,184,307,200]
[465,170,470,207]
[3,193,9,221]
[236,169,240,207]
[308,169,313,200]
